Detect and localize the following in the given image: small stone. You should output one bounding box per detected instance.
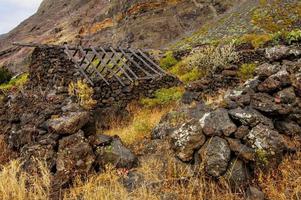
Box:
[246,186,265,200]
[171,119,206,162]
[235,125,250,139]
[199,108,237,136]
[229,107,274,128]
[199,136,231,177]
[95,137,138,169]
[225,159,250,186]
[255,63,280,78]
[275,120,301,136]
[275,87,296,104]
[226,138,256,161]
[47,111,90,135]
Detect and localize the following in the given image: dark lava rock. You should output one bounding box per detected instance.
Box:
[95,137,138,169]
[234,125,250,139]
[199,108,237,136]
[229,107,273,128]
[275,87,296,104]
[56,130,95,176]
[275,119,301,136]
[199,136,231,177]
[171,119,206,162]
[250,93,292,115]
[265,45,290,61]
[245,124,285,156]
[225,159,250,186]
[88,134,113,147]
[257,68,291,93]
[47,111,90,135]
[255,63,280,78]
[226,138,255,161]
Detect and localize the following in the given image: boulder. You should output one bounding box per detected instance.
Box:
[275,87,296,104]
[152,103,210,139]
[245,124,285,156]
[255,63,280,78]
[265,45,290,61]
[226,138,255,161]
[171,119,206,162]
[95,137,138,169]
[199,108,237,136]
[8,126,39,149]
[228,107,273,128]
[225,159,250,186]
[199,136,231,177]
[56,130,95,176]
[250,93,292,115]
[47,111,90,135]
[275,120,301,136]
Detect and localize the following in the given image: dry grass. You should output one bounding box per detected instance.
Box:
[257,152,301,200]
[103,103,174,146]
[0,159,51,200]
[0,150,300,199]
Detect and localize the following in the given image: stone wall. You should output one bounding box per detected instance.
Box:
[151,45,301,187]
[0,47,180,193]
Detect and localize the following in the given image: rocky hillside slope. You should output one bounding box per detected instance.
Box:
[0,0,239,73]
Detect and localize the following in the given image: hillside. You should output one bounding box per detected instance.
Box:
[0,0,239,73]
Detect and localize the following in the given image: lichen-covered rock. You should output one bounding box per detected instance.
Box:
[265,45,290,61]
[56,131,95,176]
[245,124,285,156]
[229,107,273,128]
[199,136,231,177]
[171,119,206,162]
[255,63,280,78]
[199,108,237,136]
[226,138,255,161]
[152,103,210,139]
[95,137,138,169]
[47,111,90,135]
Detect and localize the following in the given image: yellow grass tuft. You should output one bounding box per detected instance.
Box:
[103,103,173,145]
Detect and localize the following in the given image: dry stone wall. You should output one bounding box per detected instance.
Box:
[0,47,180,192]
[152,45,301,187]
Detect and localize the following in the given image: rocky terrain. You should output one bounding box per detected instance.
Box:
[0,0,300,199]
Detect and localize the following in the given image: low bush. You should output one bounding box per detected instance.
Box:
[140,87,184,108]
[68,80,97,110]
[0,73,28,93]
[238,63,257,80]
[285,29,301,44]
[159,51,178,70]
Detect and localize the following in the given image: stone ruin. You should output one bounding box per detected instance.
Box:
[151,45,301,187]
[0,46,180,191]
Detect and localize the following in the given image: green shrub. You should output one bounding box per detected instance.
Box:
[285,29,301,44]
[0,68,12,84]
[0,73,28,92]
[159,51,178,70]
[238,63,257,80]
[140,87,184,107]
